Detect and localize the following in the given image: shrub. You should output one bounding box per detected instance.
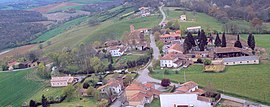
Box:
[161,79,171,87]
[204,59,212,65]
[197,58,203,63]
[82,83,90,89]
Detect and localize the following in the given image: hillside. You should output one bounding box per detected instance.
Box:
[0,10,47,51]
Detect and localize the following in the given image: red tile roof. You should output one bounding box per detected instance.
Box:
[176,81,198,93]
[168,43,183,53]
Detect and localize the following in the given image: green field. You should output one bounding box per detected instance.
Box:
[50,98,97,107]
[32,16,89,43]
[48,5,83,13]
[42,7,160,53]
[164,7,223,32]
[68,0,115,4]
[0,69,46,106]
[145,99,160,107]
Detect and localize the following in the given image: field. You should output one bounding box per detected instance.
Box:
[32,2,80,13]
[32,16,89,43]
[50,98,96,107]
[145,99,160,107]
[0,44,38,60]
[164,7,223,32]
[42,7,161,53]
[68,0,115,4]
[0,69,46,107]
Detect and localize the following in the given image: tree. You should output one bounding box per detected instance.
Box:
[234,34,243,48]
[183,38,192,54]
[62,85,75,102]
[198,30,207,51]
[39,44,43,49]
[123,74,133,86]
[86,86,96,96]
[97,99,109,107]
[41,95,48,107]
[187,32,196,46]
[247,33,255,50]
[161,79,171,87]
[47,41,52,46]
[28,52,38,62]
[93,41,101,49]
[90,57,102,74]
[214,33,221,47]
[83,83,90,89]
[221,32,227,47]
[37,63,50,79]
[154,31,161,41]
[29,100,37,107]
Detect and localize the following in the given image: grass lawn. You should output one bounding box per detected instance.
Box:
[50,98,97,107]
[145,99,160,107]
[151,64,270,105]
[29,87,63,102]
[163,7,223,32]
[32,16,89,43]
[0,69,46,107]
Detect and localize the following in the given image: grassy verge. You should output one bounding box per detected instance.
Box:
[0,69,46,106]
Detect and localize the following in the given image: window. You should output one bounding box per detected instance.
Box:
[254,61,256,62]
[240,62,242,63]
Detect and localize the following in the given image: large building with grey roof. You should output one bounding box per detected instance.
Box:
[223,56,259,65]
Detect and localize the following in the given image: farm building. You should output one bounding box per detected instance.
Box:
[187,26,201,33]
[223,56,259,65]
[160,53,189,68]
[159,30,181,44]
[180,15,187,21]
[50,75,74,87]
[214,47,251,58]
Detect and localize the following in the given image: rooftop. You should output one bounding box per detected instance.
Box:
[223,56,259,63]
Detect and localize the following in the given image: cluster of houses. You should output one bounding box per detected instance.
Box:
[102,24,150,57]
[4,58,50,71]
[159,30,193,68]
[137,7,153,17]
[159,28,260,69]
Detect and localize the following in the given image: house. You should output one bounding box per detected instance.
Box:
[214,47,251,58]
[108,46,127,57]
[180,15,187,21]
[160,30,181,44]
[160,94,213,107]
[160,53,189,68]
[161,81,221,107]
[125,82,161,106]
[7,60,20,70]
[223,56,259,65]
[138,7,151,17]
[187,26,201,33]
[97,78,124,103]
[126,25,149,50]
[104,40,121,47]
[50,75,74,87]
[175,81,204,95]
[167,43,184,54]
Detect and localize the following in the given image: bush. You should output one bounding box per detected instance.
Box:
[197,58,203,63]
[204,59,212,65]
[148,66,154,74]
[161,79,171,87]
[82,83,90,89]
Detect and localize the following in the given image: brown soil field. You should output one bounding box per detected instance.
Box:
[32,2,79,13]
[0,44,38,60]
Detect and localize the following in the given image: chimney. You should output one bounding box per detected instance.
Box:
[130,24,135,32]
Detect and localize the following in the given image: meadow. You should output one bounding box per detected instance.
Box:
[32,16,89,43]
[164,7,223,32]
[0,69,46,106]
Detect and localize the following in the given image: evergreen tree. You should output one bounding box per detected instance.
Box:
[183,38,192,53]
[247,33,256,50]
[221,32,227,47]
[29,100,37,107]
[41,95,48,107]
[234,34,243,48]
[187,32,196,46]
[214,33,221,47]
[198,30,207,51]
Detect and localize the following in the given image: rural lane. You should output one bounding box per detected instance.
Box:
[158,5,166,26]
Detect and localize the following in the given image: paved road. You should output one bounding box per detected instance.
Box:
[158,5,166,26]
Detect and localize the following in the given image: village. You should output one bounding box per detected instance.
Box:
[0,4,268,107]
